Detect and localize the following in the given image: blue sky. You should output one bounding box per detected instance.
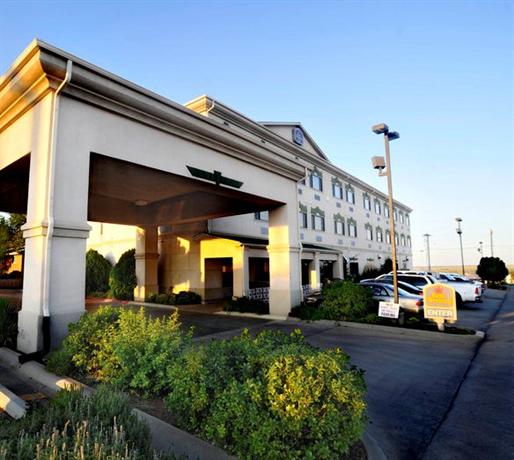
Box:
[1,1,513,267]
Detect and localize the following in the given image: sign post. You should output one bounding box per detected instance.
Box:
[423,283,457,331]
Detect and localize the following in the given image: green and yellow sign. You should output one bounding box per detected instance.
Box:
[423,283,457,323]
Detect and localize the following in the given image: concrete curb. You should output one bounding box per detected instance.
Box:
[0,383,27,419]
[214,310,288,321]
[0,348,233,459]
[127,301,178,311]
[288,317,484,340]
[363,431,387,460]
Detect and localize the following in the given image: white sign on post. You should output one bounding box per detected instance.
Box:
[378,301,401,319]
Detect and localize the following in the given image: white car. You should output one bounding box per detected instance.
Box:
[378,273,480,306]
[439,273,485,297]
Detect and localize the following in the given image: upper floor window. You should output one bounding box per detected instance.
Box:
[407,235,411,247]
[346,186,355,204]
[400,234,406,246]
[332,181,343,199]
[365,224,373,241]
[405,214,410,226]
[255,211,269,221]
[299,204,308,229]
[399,211,405,224]
[395,232,399,245]
[334,214,345,235]
[384,205,390,218]
[309,169,323,191]
[363,193,371,211]
[386,230,391,244]
[394,209,398,222]
[348,219,357,238]
[374,200,381,215]
[311,207,325,231]
[376,227,383,243]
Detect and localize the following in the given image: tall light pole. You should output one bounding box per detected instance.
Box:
[455,218,465,275]
[424,233,432,271]
[490,229,494,257]
[478,241,484,260]
[371,123,400,303]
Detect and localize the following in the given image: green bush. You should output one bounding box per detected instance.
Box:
[109,249,137,300]
[224,296,269,314]
[46,306,120,379]
[0,298,17,347]
[477,256,509,286]
[165,329,367,459]
[0,386,170,460]
[146,290,202,305]
[320,281,374,321]
[85,249,112,295]
[104,308,192,396]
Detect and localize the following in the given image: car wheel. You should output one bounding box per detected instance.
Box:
[456,293,463,308]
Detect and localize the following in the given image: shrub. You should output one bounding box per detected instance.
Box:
[361,263,381,280]
[146,290,202,305]
[165,329,367,459]
[110,249,137,300]
[225,296,269,314]
[104,308,192,396]
[0,298,17,347]
[0,386,169,459]
[476,257,509,286]
[320,281,374,321]
[85,249,112,295]
[46,306,120,379]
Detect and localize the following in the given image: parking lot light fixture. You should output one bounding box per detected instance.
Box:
[455,218,465,275]
[371,123,400,304]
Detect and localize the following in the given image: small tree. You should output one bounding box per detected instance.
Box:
[0,214,26,273]
[109,249,137,300]
[476,257,509,286]
[85,249,112,295]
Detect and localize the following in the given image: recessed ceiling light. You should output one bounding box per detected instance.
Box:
[134,200,148,207]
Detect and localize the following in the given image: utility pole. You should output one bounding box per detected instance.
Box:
[478,241,484,260]
[424,233,432,271]
[490,229,494,257]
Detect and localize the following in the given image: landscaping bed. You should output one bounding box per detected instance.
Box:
[45,306,368,459]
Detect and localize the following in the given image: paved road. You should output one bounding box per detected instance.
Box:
[423,287,514,460]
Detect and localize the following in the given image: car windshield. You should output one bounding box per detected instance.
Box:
[382,285,413,297]
[398,276,427,287]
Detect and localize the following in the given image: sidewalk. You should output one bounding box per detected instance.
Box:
[422,287,514,459]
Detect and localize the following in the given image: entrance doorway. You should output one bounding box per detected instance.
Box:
[204,257,233,301]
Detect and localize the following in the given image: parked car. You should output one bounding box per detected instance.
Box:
[360,281,423,314]
[438,272,485,297]
[361,278,423,296]
[378,272,479,306]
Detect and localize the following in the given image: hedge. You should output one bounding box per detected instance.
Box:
[85,249,112,295]
[109,249,137,300]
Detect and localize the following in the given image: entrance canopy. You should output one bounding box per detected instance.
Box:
[0,39,307,353]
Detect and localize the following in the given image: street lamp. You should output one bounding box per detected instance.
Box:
[371,123,400,303]
[478,241,484,260]
[455,218,465,275]
[424,233,432,271]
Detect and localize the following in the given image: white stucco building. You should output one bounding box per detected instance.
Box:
[0,40,411,352]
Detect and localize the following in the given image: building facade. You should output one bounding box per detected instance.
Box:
[88,96,413,303]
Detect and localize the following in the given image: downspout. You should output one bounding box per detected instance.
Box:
[41,60,73,353]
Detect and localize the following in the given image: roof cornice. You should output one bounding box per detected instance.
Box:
[0,40,305,182]
[187,96,412,212]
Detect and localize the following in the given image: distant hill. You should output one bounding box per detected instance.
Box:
[413,264,514,278]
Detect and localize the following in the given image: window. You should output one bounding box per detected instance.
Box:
[400,212,404,224]
[376,227,383,242]
[310,169,323,191]
[346,186,355,204]
[400,234,406,246]
[348,220,357,238]
[407,236,411,247]
[395,232,399,245]
[299,209,307,229]
[363,194,371,211]
[386,230,391,244]
[384,205,390,218]
[332,182,343,199]
[405,214,410,226]
[334,220,344,235]
[312,215,325,231]
[394,209,398,222]
[366,225,373,241]
[254,211,269,221]
[374,200,381,215]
